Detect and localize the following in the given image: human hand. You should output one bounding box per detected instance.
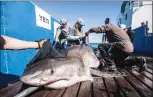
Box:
[37,39,47,48]
[53,40,57,47]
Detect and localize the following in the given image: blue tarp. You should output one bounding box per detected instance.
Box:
[0,1,59,88]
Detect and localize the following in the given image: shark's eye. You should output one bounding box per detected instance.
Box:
[50,69,54,74]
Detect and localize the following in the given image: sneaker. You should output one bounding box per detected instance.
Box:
[137,58,147,72]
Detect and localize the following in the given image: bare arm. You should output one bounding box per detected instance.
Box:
[88,26,106,34]
[0,35,39,50]
[54,28,61,42]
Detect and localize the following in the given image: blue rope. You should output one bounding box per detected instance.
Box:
[107,40,129,53]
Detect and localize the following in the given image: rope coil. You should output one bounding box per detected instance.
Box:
[1,5,9,74]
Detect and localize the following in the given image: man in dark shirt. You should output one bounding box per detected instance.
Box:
[86,18,146,71]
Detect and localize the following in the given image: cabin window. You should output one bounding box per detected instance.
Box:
[125,14,127,20]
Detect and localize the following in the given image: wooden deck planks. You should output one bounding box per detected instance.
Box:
[0,81,23,97]
[124,70,153,97]
[41,89,52,97]
[28,88,48,97]
[77,81,92,97]
[46,88,66,97]
[139,71,153,81]
[103,77,117,97]
[93,89,107,97]
[62,83,80,97]
[145,68,153,74]
[114,76,141,97]
[147,63,153,69]
[129,69,153,90]
[93,77,107,97]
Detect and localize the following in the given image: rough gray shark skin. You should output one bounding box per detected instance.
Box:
[20,45,99,89]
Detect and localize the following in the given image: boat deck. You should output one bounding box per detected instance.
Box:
[0,55,153,97]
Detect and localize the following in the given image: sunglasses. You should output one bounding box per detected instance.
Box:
[61,23,66,25]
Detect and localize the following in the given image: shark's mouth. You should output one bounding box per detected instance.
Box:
[44,79,71,88]
[20,76,70,86]
[40,77,70,86]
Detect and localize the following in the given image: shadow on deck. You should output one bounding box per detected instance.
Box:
[0,55,153,97]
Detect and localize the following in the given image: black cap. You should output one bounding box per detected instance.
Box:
[105,18,110,24]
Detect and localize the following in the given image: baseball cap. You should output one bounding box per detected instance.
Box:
[120,24,126,29]
[60,18,67,25]
[77,18,85,26]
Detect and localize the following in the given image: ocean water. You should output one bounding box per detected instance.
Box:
[90,43,100,49]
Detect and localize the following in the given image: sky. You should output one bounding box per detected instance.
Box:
[34,1,123,43]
